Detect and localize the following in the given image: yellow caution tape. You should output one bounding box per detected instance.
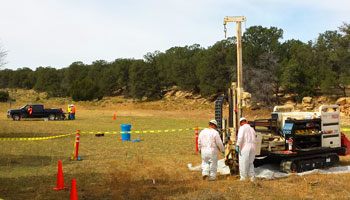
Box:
[78,127,201,134]
[0,133,75,141]
[0,127,204,141]
[342,128,350,132]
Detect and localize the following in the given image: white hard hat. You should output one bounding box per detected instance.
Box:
[239,117,247,122]
[71,104,74,106]
[209,119,218,126]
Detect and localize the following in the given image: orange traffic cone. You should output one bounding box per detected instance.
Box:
[70,178,78,200]
[53,160,68,190]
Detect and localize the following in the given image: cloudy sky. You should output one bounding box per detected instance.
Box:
[0,0,349,70]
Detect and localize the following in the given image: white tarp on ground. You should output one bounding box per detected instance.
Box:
[188,159,350,179]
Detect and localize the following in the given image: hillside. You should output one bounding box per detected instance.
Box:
[1,88,350,125]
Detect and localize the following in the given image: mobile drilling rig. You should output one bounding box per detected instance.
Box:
[216,16,350,174]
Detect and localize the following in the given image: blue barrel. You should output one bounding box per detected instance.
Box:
[121,124,131,141]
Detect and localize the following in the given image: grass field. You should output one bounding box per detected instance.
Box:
[1,96,350,199]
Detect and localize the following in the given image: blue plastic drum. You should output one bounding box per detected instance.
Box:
[121,124,131,141]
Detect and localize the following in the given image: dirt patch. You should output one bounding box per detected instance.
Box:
[104,158,200,200]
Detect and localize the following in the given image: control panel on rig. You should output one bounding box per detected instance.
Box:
[276,105,342,152]
[282,118,322,151]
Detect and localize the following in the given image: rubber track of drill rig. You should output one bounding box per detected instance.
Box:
[215,95,227,139]
[216,94,238,174]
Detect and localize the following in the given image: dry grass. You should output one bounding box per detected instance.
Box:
[1,90,350,199]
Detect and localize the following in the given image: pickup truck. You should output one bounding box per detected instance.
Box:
[7,104,65,121]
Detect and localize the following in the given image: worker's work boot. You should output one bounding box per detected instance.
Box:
[250,176,255,182]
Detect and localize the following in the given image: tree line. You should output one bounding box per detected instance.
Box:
[0,23,349,104]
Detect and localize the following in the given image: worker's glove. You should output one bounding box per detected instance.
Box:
[235,146,239,152]
[222,151,225,156]
[199,149,201,155]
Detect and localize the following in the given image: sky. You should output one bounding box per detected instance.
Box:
[0,0,349,70]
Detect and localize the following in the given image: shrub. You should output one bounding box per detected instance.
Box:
[0,91,9,102]
[70,78,103,101]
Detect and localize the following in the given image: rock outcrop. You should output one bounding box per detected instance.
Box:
[336,97,350,116]
[301,96,314,110]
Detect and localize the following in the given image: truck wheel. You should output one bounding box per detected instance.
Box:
[13,114,20,121]
[48,114,56,121]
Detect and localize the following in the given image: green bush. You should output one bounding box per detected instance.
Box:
[70,78,103,101]
[0,91,9,102]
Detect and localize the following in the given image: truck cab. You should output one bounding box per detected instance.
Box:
[21,104,45,118]
[7,104,65,121]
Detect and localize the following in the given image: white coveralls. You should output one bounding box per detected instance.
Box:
[236,123,257,181]
[198,128,225,180]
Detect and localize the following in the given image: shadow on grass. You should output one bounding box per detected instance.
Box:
[0,154,94,168]
[0,132,70,137]
[0,154,54,167]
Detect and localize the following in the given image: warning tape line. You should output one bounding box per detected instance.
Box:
[0,127,205,141]
[1,127,349,141]
[81,127,205,134]
[0,133,75,141]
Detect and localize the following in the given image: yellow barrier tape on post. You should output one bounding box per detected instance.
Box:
[0,133,75,141]
[80,127,201,134]
[0,127,203,141]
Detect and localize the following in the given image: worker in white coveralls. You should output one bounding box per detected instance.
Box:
[236,117,256,182]
[198,119,225,181]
